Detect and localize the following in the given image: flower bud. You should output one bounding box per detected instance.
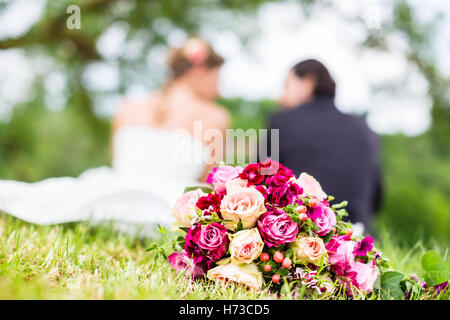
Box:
[309,198,318,207]
[296,205,307,214]
[272,274,281,283]
[273,251,284,263]
[282,257,292,269]
[260,252,270,262]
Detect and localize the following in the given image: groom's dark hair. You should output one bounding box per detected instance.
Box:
[292,59,336,99]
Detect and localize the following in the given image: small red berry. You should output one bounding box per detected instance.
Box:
[299,213,308,221]
[296,205,307,214]
[273,251,284,263]
[345,228,353,236]
[264,264,271,272]
[260,252,270,262]
[272,274,281,283]
[282,257,292,269]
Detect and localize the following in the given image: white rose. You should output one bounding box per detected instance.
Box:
[229,228,264,264]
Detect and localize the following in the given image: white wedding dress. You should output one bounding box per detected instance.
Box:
[0,126,206,236]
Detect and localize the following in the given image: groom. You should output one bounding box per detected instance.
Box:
[266,59,382,235]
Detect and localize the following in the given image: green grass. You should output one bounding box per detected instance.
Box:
[0,214,447,300]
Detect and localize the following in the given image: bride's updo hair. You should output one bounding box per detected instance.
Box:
[167,38,224,80]
[153,38,224,124]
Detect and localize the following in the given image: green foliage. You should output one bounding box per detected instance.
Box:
[235,218,244,232]
[0,0,448,253]
[0,214,448,299]
[0,98,110,182]
[421,251,450,287]
[375,134,450,247]
[378,271,405,299]
[183,186,214,194]
[321,230,334,244]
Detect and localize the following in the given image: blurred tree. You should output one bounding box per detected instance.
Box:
[391,0,450,150]
[364,0,450,246]
[0,0,297,180]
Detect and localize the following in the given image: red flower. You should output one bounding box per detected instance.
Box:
[239,163,264,185]
[196,193,221,214]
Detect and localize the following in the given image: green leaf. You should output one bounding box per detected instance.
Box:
[379,271,405,299]
[322,230,334,243]
[157,224,166,235]
[334,209,348,217]
[183,186,214,193]
[284,248,293,259]
[277,268,290,277]
[178,227,190,233]
[421,251,450,287]
[146,244,158,252]
[331,200,348,209]
[236,218,244,232]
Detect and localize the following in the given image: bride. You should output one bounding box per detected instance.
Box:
[0,38,230,234]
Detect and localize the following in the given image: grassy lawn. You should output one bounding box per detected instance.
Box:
[0,214,447,300]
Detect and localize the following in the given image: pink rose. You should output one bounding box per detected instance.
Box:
[168,250,207,279]
[349,261,378,293]
[207,166,244,194]
[257,208,298,247]
[229,228,264,263]
[325,235,356,275]
[290,234,327,266]
[172,189,206,227]
[225,178,248,195]
[220,187,266,231]
[184,222,229,262]
[297,172,327,200]
[308,202,337,236]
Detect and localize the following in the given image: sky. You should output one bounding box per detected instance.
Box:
[0,0,449,136]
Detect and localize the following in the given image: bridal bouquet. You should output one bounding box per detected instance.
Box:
[164,160,447,299]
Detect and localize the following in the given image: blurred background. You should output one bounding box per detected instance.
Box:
[0,0,449,247]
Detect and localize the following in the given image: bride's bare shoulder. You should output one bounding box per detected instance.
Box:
[201,101,231,131]
[114,92,162,128]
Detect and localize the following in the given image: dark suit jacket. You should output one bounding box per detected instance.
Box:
[266,97,382,233]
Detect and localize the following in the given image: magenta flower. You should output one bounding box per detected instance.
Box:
[184,222,229,262]
[239,159,296,187]
[434,281,449,294]
[168,250,207,279]
[325,235,355,276]
[354,236,374,257]
[257,208,298,247]
[423,281,449,294]
[206,166,243,195]
[260,159,293,176]
[308,202,337,236]
[264,163,294,186]
[206,167,218,184]
[258,158,280,174]
[267,180,302,207]
[345,260,378,294]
